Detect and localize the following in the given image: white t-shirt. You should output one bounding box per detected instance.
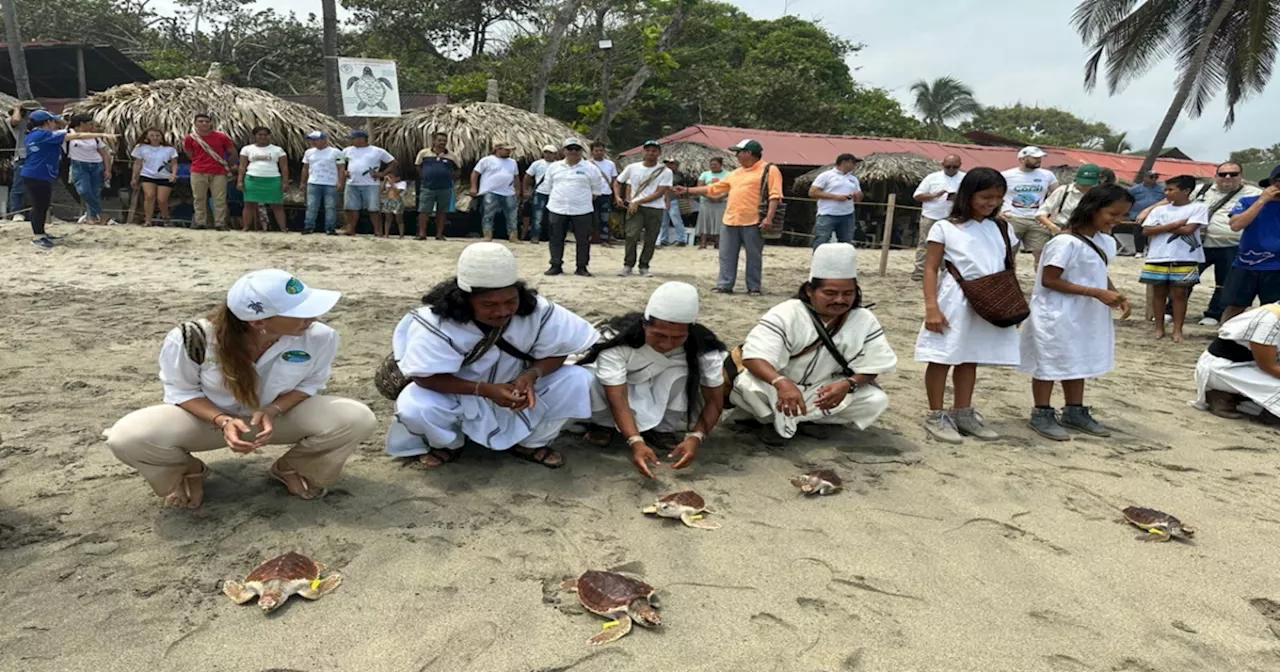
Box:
[342,145,395,187]
[241,144,286,178]
[914,169,966,220]
[617,163,673,209]
[1020,232,1117,380]
[66,138,107,163]
[473,155,519,196]
[131,144,178,179]
[1001,167,1058,217]
[303,146,344,186]
[545,160,603,216]
[1196,183,1263,247]
[528,159,553,195]
[812,168,862,217]
[590,158,618,194]
[1143,202,1209,264]
[159,320,338,417]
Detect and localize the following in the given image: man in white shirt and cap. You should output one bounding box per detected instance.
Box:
[576,282,729,478]
[732,243,898,445]
[384,243,600,468]
[1001,146,1059,268]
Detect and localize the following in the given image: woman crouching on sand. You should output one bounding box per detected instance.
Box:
[104,270,376,508]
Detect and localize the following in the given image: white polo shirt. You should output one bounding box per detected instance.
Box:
[545,159,604,216]
[812,168,861,217]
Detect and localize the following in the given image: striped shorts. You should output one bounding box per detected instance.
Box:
[1139,261,1200,287]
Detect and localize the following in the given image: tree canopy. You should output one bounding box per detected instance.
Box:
[958,104,1116,149]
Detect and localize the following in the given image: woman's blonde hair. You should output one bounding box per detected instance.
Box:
[208,302,260,409]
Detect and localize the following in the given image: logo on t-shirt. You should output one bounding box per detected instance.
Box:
[281,350,312,363]
[285,277,305,295]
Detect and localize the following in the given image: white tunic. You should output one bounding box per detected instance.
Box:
[582,339,726,433]
[914,218,1023,366]
[732,299,897,438]
[1193,306,1280,416]
[1019,232,1117,380]
[386,296,600,455]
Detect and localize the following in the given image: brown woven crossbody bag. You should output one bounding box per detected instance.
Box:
[944,220,1029,328]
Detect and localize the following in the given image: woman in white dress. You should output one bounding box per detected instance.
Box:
[576,282,728,478]
[1020,186,1134,440]
[915,167,1021,444]
[1194,304,1280,422]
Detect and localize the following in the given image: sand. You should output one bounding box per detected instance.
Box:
[2,223,1280,672]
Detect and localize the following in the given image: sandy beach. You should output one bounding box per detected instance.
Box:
[3,222,1280,672]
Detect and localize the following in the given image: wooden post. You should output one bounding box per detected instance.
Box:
[878,192,896,277]
[75,45,87,98]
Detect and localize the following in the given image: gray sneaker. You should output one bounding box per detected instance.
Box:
[953,407,999,440]
[617,267,633,277]
[1060,405,1110,437]
[638,268,652,277]
[1029,407,1069,441]
[922,410,963,444]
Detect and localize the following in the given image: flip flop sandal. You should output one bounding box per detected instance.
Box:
[164,462,210,509]
[270,462,327,500]
[511,446,565,469]
[414,447,462,468]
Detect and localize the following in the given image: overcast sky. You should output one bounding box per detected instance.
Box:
[157,0,1277,162]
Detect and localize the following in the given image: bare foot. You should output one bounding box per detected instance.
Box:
[164,458,207,509]
[1151,326,1166,340]
[270,460,325,500]
[1171,330,1185,343]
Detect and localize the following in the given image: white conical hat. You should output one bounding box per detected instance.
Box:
[457,242,518,292]
[643,281,700,324]
[809,243,858,281]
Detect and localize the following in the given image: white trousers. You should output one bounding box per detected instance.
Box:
[731,372,890,439]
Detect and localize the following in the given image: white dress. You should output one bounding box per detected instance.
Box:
[1193,306,1280,416]
[914,218,1023,366]
[1019,232,1117,380]
[732,299,897,438]
[582,341,726,433]
[385,296,600,455]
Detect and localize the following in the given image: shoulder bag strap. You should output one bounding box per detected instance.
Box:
[1206,187,1243,220]
[758,163,773,206]
[188,132,230,172]
[804,308,853,377]
[1050,187,1070,218]
[635,165,667,194]
[1071,232,1109,265]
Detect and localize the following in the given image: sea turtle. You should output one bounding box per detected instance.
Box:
[345,66,394,112]
[560,570,661,644]
[641,491,720,530]
[222,552,342,612]
[791,469,842,496]
[1121,506,1195,542]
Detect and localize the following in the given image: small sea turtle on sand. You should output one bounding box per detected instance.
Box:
[345,66,394,111]
[560,570,661,644]
[641,491,720,530]
[223,552,342,612]
[1121,506,1194,542]
[791,469,842,496]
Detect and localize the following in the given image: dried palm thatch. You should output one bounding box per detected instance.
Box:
[0,92,21,148]
[793,152,940,195]
[63,77,350,157]
[617,141,738,172]
[368,102,577,169]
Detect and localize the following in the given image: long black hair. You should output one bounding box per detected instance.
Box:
[1065,185,1134,230]
[948,167,1007,223]
[577,312,727,424]
[422,278,539,323]
[795,278,865,310]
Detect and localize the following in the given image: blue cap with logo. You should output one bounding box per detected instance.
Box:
[29,110,61,124]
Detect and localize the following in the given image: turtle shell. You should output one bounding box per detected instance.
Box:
[244,552,321,582]
[808,470,842,486]
[659,491,706,510]
[1122,506,1188,532]
[575,570,655,612]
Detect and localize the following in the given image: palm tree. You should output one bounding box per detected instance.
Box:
[1073,0,1277,180]
[909,77,981,138]
[1102,131,1133,153]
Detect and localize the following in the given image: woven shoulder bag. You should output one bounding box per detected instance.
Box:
[944,220,1029,328]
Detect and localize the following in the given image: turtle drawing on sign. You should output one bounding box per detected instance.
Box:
[346,66,394,112]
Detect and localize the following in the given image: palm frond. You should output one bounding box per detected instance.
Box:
[1072,0,1143,42]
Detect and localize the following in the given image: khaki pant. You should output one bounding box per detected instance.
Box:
[103,395,376,497]
[190,172,228,230]
[912,216,940,280]
[1008,214,1052,252]
[623,207,664,270]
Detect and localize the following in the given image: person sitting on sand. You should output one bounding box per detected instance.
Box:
[103,270,377,509]
[384,242,599,468]
[576,282,729,478]
[732,243,897,445]
[1194,303,1280,423]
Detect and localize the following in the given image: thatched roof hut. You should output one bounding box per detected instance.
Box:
[64,76,351,157]
[0,93,22,148]
[367,102,577,169]
[618,141,738,172]
[793,152,940,195]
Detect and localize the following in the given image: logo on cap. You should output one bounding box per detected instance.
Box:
[285,277,304,295]
[281,350,312,363]
[247,300,265,315]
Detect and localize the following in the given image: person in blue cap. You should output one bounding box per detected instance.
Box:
[21,110,115,249]
[1220,164,1280,323]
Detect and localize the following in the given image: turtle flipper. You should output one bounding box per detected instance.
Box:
[588,613,632,645]
[223,580,258,604]
[298,571,343,600]
[559,577,579,591]
[376,101,388,111]
[378,78,393,88]
[681,512,721,530]
[346,77,359,88]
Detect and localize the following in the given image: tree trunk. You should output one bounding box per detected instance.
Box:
[530,0,582,114]
[589,0,690,141]
[2,0,33,99]
[321,0,341,117]
[1136,0,1236,181]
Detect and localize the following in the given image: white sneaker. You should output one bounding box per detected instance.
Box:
[11,214,25,222]
[1134,253,1143,259]
[1198,317,1219,326]
[76,215,88,224]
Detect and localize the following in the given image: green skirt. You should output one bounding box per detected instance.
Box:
[243,174,283,204]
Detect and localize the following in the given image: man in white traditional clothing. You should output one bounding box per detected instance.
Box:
[1193,303,1280,423]
[384,242,600,468]
[732,243,897,445]
[576,282,729,478]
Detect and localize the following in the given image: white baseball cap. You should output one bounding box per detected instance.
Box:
[540,144,557,153]
[305,131,326,140]
[226,269,341,321]
[1017,146,1047,159]
[562,137,584,149]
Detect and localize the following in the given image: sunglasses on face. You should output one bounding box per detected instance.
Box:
[1217,171,1241,177]
[943,165,960,170]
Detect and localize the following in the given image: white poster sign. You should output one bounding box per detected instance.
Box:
[338,57,401,117]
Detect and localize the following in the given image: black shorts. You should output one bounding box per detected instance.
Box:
[139,176,173,187]
[1223,267,1280,307]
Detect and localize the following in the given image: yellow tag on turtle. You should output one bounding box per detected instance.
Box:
[1147,528,1164,535]
[602,620,619,630]
[310,577,321,590]
[690,515,704,521]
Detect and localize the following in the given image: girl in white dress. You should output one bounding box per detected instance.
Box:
[1020,186,1134,440]
[915,167,1021,443]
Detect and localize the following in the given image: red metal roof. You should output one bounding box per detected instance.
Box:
[623,124,1219,178]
